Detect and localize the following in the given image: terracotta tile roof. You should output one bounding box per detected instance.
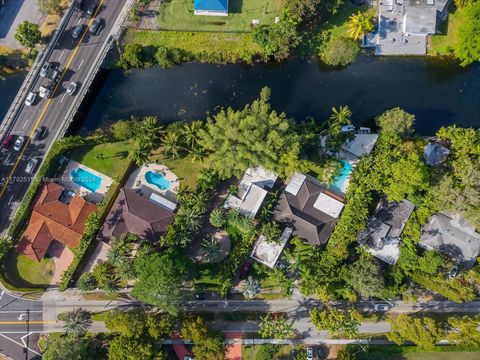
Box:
[98,188,175,243]
[17,182,97,262]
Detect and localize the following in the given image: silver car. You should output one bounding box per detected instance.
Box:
[66,81,78,96]
[25,91,36,106]
[40,62,51,78]
[13,136,25,151]
[25,158,38,174]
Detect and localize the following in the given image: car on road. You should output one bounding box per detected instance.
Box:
[25,158,38,174]
[86,3,97,17]
[373,303,392,312]
[39,85,52,99]
[40,62,51,78]
[33,126,47,141]
[72,24,84,39]
[448,265,459,279]
[89,18,102,35]
[66,81,79,96]
[1,134,14,150]
[25,91,36,106]
[47,67,60,84]
[13,136,25,151]
[307,347,314,360]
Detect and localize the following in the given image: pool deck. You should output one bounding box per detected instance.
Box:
[60,160,113,204]
[126,163,179,203]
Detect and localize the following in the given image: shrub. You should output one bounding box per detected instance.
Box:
[320,36,360,66]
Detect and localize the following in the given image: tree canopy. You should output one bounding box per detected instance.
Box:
[15,21,41,49]
[310,307,361,338]
[454,1,480,66]
[320,36,360,67]
[181,317,225,360]
[199,87,303,179]
[375,108,415,137]
[387,314,444,350]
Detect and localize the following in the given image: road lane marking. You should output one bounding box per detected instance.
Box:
[0,334,42,356]
[22,118,29,129]
[58,50,65,62]
[0,311,42,313]
[0,290,3,300]
[4,153,10,164]
[0,321,56,324]
[8,195,13,205]
[60,91,67,104]
[77,17,82,25]
[77,58,85,70]
[0,0,105,201]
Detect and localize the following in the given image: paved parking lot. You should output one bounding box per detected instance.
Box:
[0,0,44,48]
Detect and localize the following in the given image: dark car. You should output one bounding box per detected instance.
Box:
[72,24,84,39]
[1,134,14,149]
[89,18,102,35]
[86,3,97,17]
[34,126,47,141]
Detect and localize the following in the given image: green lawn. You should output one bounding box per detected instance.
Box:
[4,251,55,287]
[243,344,305,360]
[429,4,463,56]
[70,140,133,180]
[158,0,283,32]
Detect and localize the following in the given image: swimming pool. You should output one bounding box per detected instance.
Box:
[330,160,353,193]
[70,168,102,192]
[145,171,172,191]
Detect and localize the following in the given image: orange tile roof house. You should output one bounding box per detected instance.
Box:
[17,182,97,262]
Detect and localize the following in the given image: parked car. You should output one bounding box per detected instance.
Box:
[66,81,78,95]
[40,62,51,78]
[72,24,84,39]
[373,303,392,312]
[86,2,97,17]
[448,265,459,279]
[306,347,314,360]
[25,91,36,106]
[33,126,46,141]
[1,134,14,149]
[89,18,102,35]
[25,158,38,174]
[317,346,327,360]
[13,136,25,151]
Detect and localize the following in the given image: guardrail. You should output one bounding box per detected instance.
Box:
[0,3,77,142]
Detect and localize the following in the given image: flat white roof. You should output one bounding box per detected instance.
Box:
[149,192,176,212]
[342,133,379,158]
[367,237,401,265]
[251,227,292,268]
[285,173,306,196]
[313,193,344,218]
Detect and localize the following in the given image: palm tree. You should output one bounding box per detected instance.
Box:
[347,11,374,39]
[209,208,226,228]
[330,105,352,126]
[129,142,150,165]
[242,276,261,300]
[201,237,223,263]
[107,237,130,266]
[183,120,203,150]
[162,130,182,159]
[138,116,162,149]
[259,314,295,339]
[190,147,207,163]
[63,308,91,338]
[176,207,202,232]
[321,106,353,152]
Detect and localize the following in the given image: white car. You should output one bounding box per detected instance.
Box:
[66,81,78,96]
[25,91,36,106]
[13,136,25,151]
[307,347,314,360]
[25,158,38,174]
[39,85,51,99]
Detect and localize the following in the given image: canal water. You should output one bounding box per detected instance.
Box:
[2,57,480,136]
[0,72,25,121]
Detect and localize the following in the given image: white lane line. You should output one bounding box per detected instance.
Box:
[0,290,4,300]
[0,311,43,313]
[60,92,67,104]
[22,118,30,129]
[4,153,10,164]
[58,50,65,62]
[8,195,14,205]
[77,58,85,70]
[0,334,42,356]
[77,17,82,25]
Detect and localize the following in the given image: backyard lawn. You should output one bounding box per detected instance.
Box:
[4,251,55,287]
[70,140,133,180]
[429,4,463,56]
[158,0,283,32]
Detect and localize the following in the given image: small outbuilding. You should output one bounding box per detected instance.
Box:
[424,142,450,166]
[194,0,229,16]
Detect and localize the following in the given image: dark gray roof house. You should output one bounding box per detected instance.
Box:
[274,173,345,246]
[424,142,450,166]
[358,199,415,265]
[420,213,480,269]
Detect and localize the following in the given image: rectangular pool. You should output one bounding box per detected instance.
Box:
[330,160,353,194]
[70,167,102,192]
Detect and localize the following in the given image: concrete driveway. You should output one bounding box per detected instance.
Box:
[0,0,44,48]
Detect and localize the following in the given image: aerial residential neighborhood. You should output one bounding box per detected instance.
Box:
[0,0,479,359]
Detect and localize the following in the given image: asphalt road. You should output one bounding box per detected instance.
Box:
[0,0,126,234]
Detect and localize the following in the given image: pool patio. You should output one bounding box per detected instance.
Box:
[60,160,113,204]
[126,163,179,203]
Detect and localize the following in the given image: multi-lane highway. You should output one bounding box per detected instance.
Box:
[0,0,128,235]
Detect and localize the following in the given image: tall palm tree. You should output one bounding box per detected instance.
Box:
[183,120,203,150]
[63,308,91,338]
[190,147,207,163]
[176,207,202,232]
[209,208,226,228]
[162,131,182,159]
[201,237,223,263]
[138,116,162,149]
[330,105,352,126]
[129,142,150,165]
[107,237,130,266]
[347,11,374,39]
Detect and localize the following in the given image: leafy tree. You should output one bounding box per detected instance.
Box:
[119,44,144,70]
[454,1,480,66]
[209,208,226,228]
[387,314,444,350]
[320,36,360,66]
[447,316,480,346]
[242,276,261,299]
[162,130,183,159]
[129,142,150,165]
[138,116,162,149]
[107,237,132,266]
[252,21,300,61]
[154,45,174,68]
[132,249,186,315]
[260,221,281,243]
[310,307,361,338]
[43,335,93,360]
[199,87,302,179]
[347,11,374,39]
[336,346,358,360]
[76,272,97,291]
[15,21,41,50]
[346,256,385,298]
[92,261,119,294]
[63,308,91,338]
[183,120,203,151]
[258,313,296,339]
[454,0,473,8]
[375,108,415,137]
[37,0,63,15]
[111,119,136,141]
[201,237,223,263]
[181,317,225,360]
[321,106,353,151]
[108,336,158,360]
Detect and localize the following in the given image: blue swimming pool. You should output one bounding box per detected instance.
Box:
[145,171,172,190]
[70,168,102,192]
[330,160,353,193]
